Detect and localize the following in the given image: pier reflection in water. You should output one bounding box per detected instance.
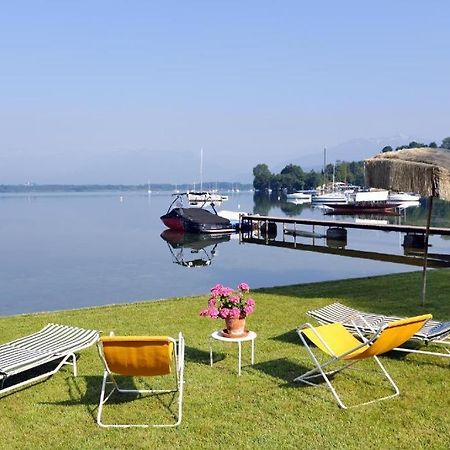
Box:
[160,230,231,268]
[240,222,450,269]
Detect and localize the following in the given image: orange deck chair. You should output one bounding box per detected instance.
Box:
[96,333,185,427]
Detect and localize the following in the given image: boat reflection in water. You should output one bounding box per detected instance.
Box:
[160,230,231,268]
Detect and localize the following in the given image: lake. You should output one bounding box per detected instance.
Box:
[1,191,449,315]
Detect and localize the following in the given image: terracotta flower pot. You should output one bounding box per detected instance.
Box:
[225,317,246,337]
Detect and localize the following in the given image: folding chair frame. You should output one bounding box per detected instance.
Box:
[0,324,99,397]
[348,314,450,358]
[96,332,185,428]
[307,303,450,359]
[294,323,400,409]
[0,352,77,397]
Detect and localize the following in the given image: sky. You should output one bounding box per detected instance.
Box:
[1,1,450,184]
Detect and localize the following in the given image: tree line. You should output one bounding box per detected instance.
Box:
[254,137,450,192]
[253,161,365,192]
[381,137,450,153]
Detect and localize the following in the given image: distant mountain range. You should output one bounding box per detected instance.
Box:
[3,134,432,184]
[275,134,430,172]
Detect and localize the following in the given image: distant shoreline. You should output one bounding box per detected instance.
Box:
[0,183,253,194]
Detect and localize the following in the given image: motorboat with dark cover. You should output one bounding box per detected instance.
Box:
[160,193,235,233]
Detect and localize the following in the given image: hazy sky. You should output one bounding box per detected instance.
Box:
[1,1,449,184]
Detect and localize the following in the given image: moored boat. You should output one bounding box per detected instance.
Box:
[160,193,235,234]
[312,192,348,204]
[286,191,313,202]
[187,191,228,206]
[323,202,401,214]
[388,192,421,202]
[323,189,401,214]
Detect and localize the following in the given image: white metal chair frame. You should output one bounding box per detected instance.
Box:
[347,313,450,358]
[307,303,450,358]
[0,324,99,397]
[96,332,185,428]
[295,322,401,409]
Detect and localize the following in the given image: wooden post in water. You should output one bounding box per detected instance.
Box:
[421,193,434,306]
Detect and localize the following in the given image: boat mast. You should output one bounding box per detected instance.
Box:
[200,148,203,191]
[332,163,335,192]
[323,147,327,190]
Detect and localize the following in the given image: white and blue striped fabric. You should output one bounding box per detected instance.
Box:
[307,302,450,342]
[0,323,99,376]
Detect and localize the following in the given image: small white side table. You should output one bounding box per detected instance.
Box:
[209,330,257,376]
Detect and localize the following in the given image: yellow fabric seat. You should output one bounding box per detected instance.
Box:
[96,332,185,428]
[100,336,173,376]
[296,314,432,408]
[302,323,369,359]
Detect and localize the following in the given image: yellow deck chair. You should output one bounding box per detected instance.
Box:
[295,314,431,409]
[96,332,185,427]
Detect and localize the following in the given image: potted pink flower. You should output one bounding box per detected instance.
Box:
[199,282,256,337]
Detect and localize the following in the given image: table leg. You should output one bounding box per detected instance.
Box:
[238,341,242,376]
[251,338,255,365]
[209,338,213,367]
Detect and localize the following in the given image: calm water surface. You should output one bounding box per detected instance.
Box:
[1,192,449,315]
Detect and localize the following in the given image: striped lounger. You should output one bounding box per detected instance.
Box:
[307,302,450,358]
[0,323,99,396]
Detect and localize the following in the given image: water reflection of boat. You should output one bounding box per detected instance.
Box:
[160,230,231,267]
[286,198,311,205]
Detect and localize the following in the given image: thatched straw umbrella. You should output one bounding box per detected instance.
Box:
[365,147,450,305]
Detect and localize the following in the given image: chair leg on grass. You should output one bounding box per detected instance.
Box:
[96,371,182,428]
[294,332,400,409]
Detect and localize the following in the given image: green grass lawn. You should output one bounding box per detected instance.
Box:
[1,270,449,449]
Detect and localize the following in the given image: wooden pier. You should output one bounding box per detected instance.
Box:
[239,214,450,236]
[238,214,450,268]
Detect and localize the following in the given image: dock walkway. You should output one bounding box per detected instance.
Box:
[240,215,450,236]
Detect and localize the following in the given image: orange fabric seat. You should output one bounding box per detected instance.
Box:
[100,336,173,376]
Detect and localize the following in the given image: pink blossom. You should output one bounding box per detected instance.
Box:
[201,283,255,321]
[210,284,223,297]
[219,286,233,297]
[208,307,220,319]
[229,295,240,304]
[229,307,241,319]
[243,305,254,315]
[238,282,250,292]
[246,298,256,307]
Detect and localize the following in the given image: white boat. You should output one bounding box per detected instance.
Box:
[286,192,312,202]
[187,191,228,206]
[397,201,420,210]
[312,192,348,204]
[348,189,389,203]
[216,210,244,227]
[388,192,421,202]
